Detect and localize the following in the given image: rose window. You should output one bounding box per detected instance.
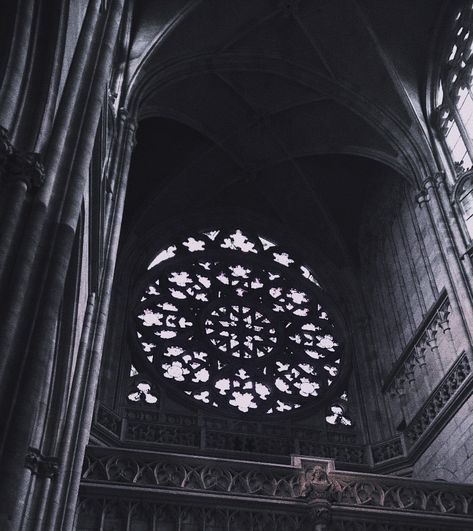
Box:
[132,229,345,416]
[204,303,278,359]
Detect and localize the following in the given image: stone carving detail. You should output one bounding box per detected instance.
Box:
[96,405,362,462]
[83,452,304,497]
[96,403,121,436]
[385,295,451,397]
[5,151,45,189]
[125,420,200,447]
[206,429,292,455]
[405,352,471,445]
[77,499,305,531]
[371,437,404,464]
[0,126,45,189]
[298,440,365,464]
[77,494,472,531]
[300,465,341,501]
[414,174,446,206]
[24,447,59,478]
[82,448,473,517]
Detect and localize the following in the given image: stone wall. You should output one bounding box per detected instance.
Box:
[413,393,473,483]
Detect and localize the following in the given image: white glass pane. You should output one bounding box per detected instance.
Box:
[461,190,473,217]
[459,91,473,126]
[446,121,469,163]
[466,215,473,238]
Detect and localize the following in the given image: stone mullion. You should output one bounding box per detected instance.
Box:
[0,3,126,530]
[48,112,136,531]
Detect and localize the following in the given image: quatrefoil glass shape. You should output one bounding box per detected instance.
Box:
[132,228,345,417]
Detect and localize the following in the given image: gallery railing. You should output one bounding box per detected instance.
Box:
[78,446,473,530]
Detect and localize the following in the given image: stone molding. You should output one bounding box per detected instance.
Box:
[405,351,471,447]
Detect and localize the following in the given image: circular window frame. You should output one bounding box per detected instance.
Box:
[127,227,351,420]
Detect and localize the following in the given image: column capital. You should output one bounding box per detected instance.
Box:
[4,150,45,189]
[25,447,59,479]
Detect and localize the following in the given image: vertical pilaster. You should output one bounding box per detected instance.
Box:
[421,173,473,354]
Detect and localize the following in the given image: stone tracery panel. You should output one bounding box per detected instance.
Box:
[132,228,346,417]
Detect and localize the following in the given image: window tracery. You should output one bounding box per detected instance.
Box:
[325,391,352,427]
[456,172,473,238]
[436,5,473,239]
[131,228,345,418]
[436,6,473,173]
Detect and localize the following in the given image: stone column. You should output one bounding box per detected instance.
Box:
[45,110,136,531]
[0,146,45,292]
[0,1,126,529]
[0,0,38,132]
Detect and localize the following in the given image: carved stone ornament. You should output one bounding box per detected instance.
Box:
[0,126,45,189]
[25,447,59,478]
[415,188,430,207]
[299,465,341,502]
[5,150,45,189]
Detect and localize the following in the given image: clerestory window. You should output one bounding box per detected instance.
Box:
[129,228,346,418]
[436,5,473,238]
